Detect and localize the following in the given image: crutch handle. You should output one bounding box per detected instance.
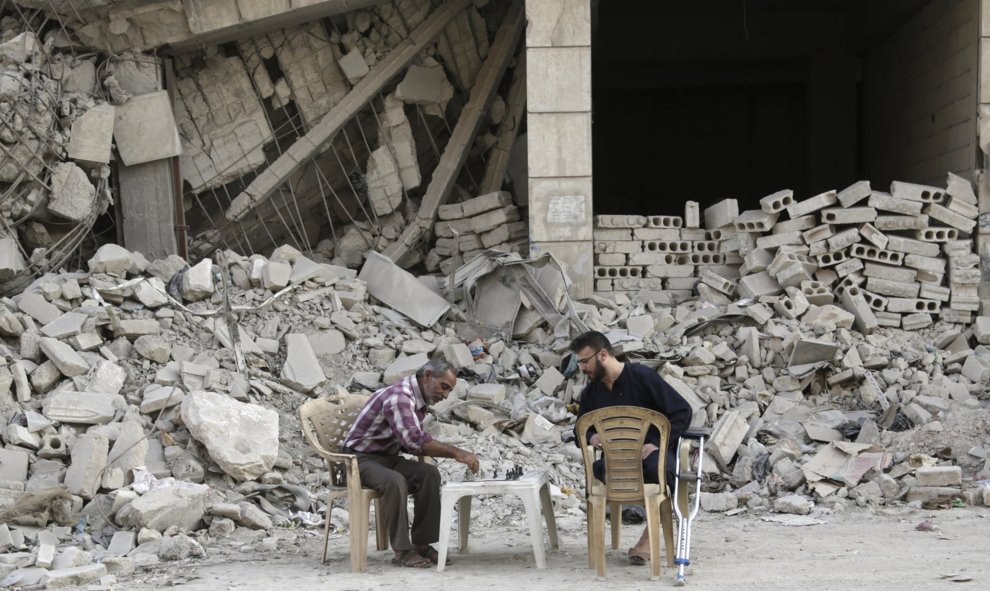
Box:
[682,427,711,439]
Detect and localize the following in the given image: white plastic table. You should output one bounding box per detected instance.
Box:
[436,470,559,571]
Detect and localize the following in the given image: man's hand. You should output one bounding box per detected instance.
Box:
[456,450,480,473]
[641,443,658,460]
[589,434,602,449]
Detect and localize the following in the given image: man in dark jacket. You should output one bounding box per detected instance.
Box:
[571,331,692,565]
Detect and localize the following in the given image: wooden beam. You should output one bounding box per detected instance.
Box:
[383,0,525,266]
[479,53,526,194]
[223,0,473,224]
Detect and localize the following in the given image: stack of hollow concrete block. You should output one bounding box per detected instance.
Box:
[592,210,740,298]
[713,172,979,332]
[425,191,528,275]
[594,172,980,332]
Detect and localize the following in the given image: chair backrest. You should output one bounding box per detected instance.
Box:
[575,406,671,503]
[299,394,370,456]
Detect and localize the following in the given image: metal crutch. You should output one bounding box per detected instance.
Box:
[672,427,709,586]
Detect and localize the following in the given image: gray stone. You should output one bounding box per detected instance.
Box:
[47,162,96,222]
[181,258,214,302]
[307,330,346,356]
[442,342,474,369]
[40,312,88,339]
[87,360,127,395]
[0,448,29,482]
[107,531,136,556]
[107,420,147,479]
[41,564,107,589]
[116,484,209,532]
[43,390,124,424]
[700,491,738,512]
[148,255,187,283]
[261,261,291,291]
[140,386,184,414]
[916,466,962,487]
[17,292,61,325]
[134,335,171,363]
[237,502,273,530]
[39,337,90,377]
[383,353,429,384]
[64,432,108,499]
[180,390,279,481]
[534,366,565,395]
[774,494,813,515]
[281,333,325,392]
[87,244,133,276]
[134,278,169,307]
[0,236,27,281]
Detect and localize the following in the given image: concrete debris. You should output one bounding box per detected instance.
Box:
[0,4,987,579]
[180,390,280,481]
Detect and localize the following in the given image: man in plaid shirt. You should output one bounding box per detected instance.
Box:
[344,359,479,568]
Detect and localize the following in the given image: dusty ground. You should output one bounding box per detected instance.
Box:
[114,504,989,591]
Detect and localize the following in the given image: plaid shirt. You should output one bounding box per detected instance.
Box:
[343,375,435,455]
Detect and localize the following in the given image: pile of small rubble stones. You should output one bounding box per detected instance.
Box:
[0,232,988,587]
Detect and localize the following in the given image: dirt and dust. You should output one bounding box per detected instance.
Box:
[112,505,989,591]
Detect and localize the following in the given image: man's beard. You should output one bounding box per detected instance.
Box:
[586,363,606,382]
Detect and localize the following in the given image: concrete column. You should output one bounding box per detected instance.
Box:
[525,0,594,299]
[979,0,990,304]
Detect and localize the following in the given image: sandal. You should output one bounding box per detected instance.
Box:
[627,548,649,566]
[416,545,452,566]
[391,549,432,568]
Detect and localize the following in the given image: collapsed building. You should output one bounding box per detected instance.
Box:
[0,0,989,587]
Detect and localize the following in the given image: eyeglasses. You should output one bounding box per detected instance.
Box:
[576,350,603,367]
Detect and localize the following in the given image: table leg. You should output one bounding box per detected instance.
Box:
[539,483,559,550]
[437,491,457,572]
[457,495,472,552]
[521,491,547,568]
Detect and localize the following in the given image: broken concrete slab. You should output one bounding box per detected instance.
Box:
[67,103,115,165]
[41,390,125,424]
[116,483,209,532]
[113,90,183,165]
[39,337,90,377]
[181,258,214,301]
[180,390,279,481]
[359,252,450,327]
[281,333,326,392]
[47,162,96,222]
[63,431,108,499]
[88,244,134,276]
[384,353,429,384]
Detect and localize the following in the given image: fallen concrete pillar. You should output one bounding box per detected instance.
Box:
[384,0,525,266]
[480,55,526,193]
[225,0,474,224]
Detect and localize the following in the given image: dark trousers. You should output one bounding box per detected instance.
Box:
[350,451,441,552]
[593,449,676,491]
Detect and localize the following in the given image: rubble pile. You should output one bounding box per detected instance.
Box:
[426,191,529,274]
[0,26,113,294]
[593,173,981,331]
[0,234,986,584]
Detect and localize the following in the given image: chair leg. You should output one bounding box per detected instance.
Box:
[609,502,621,550]
[350,496,370,572]
[539,484,559,550]
[677,441,692,518]
[644,499,662,581]
[373,498,388,551]
[321,497,333,564]
[586,503,595,569]
[661,497,676,568]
